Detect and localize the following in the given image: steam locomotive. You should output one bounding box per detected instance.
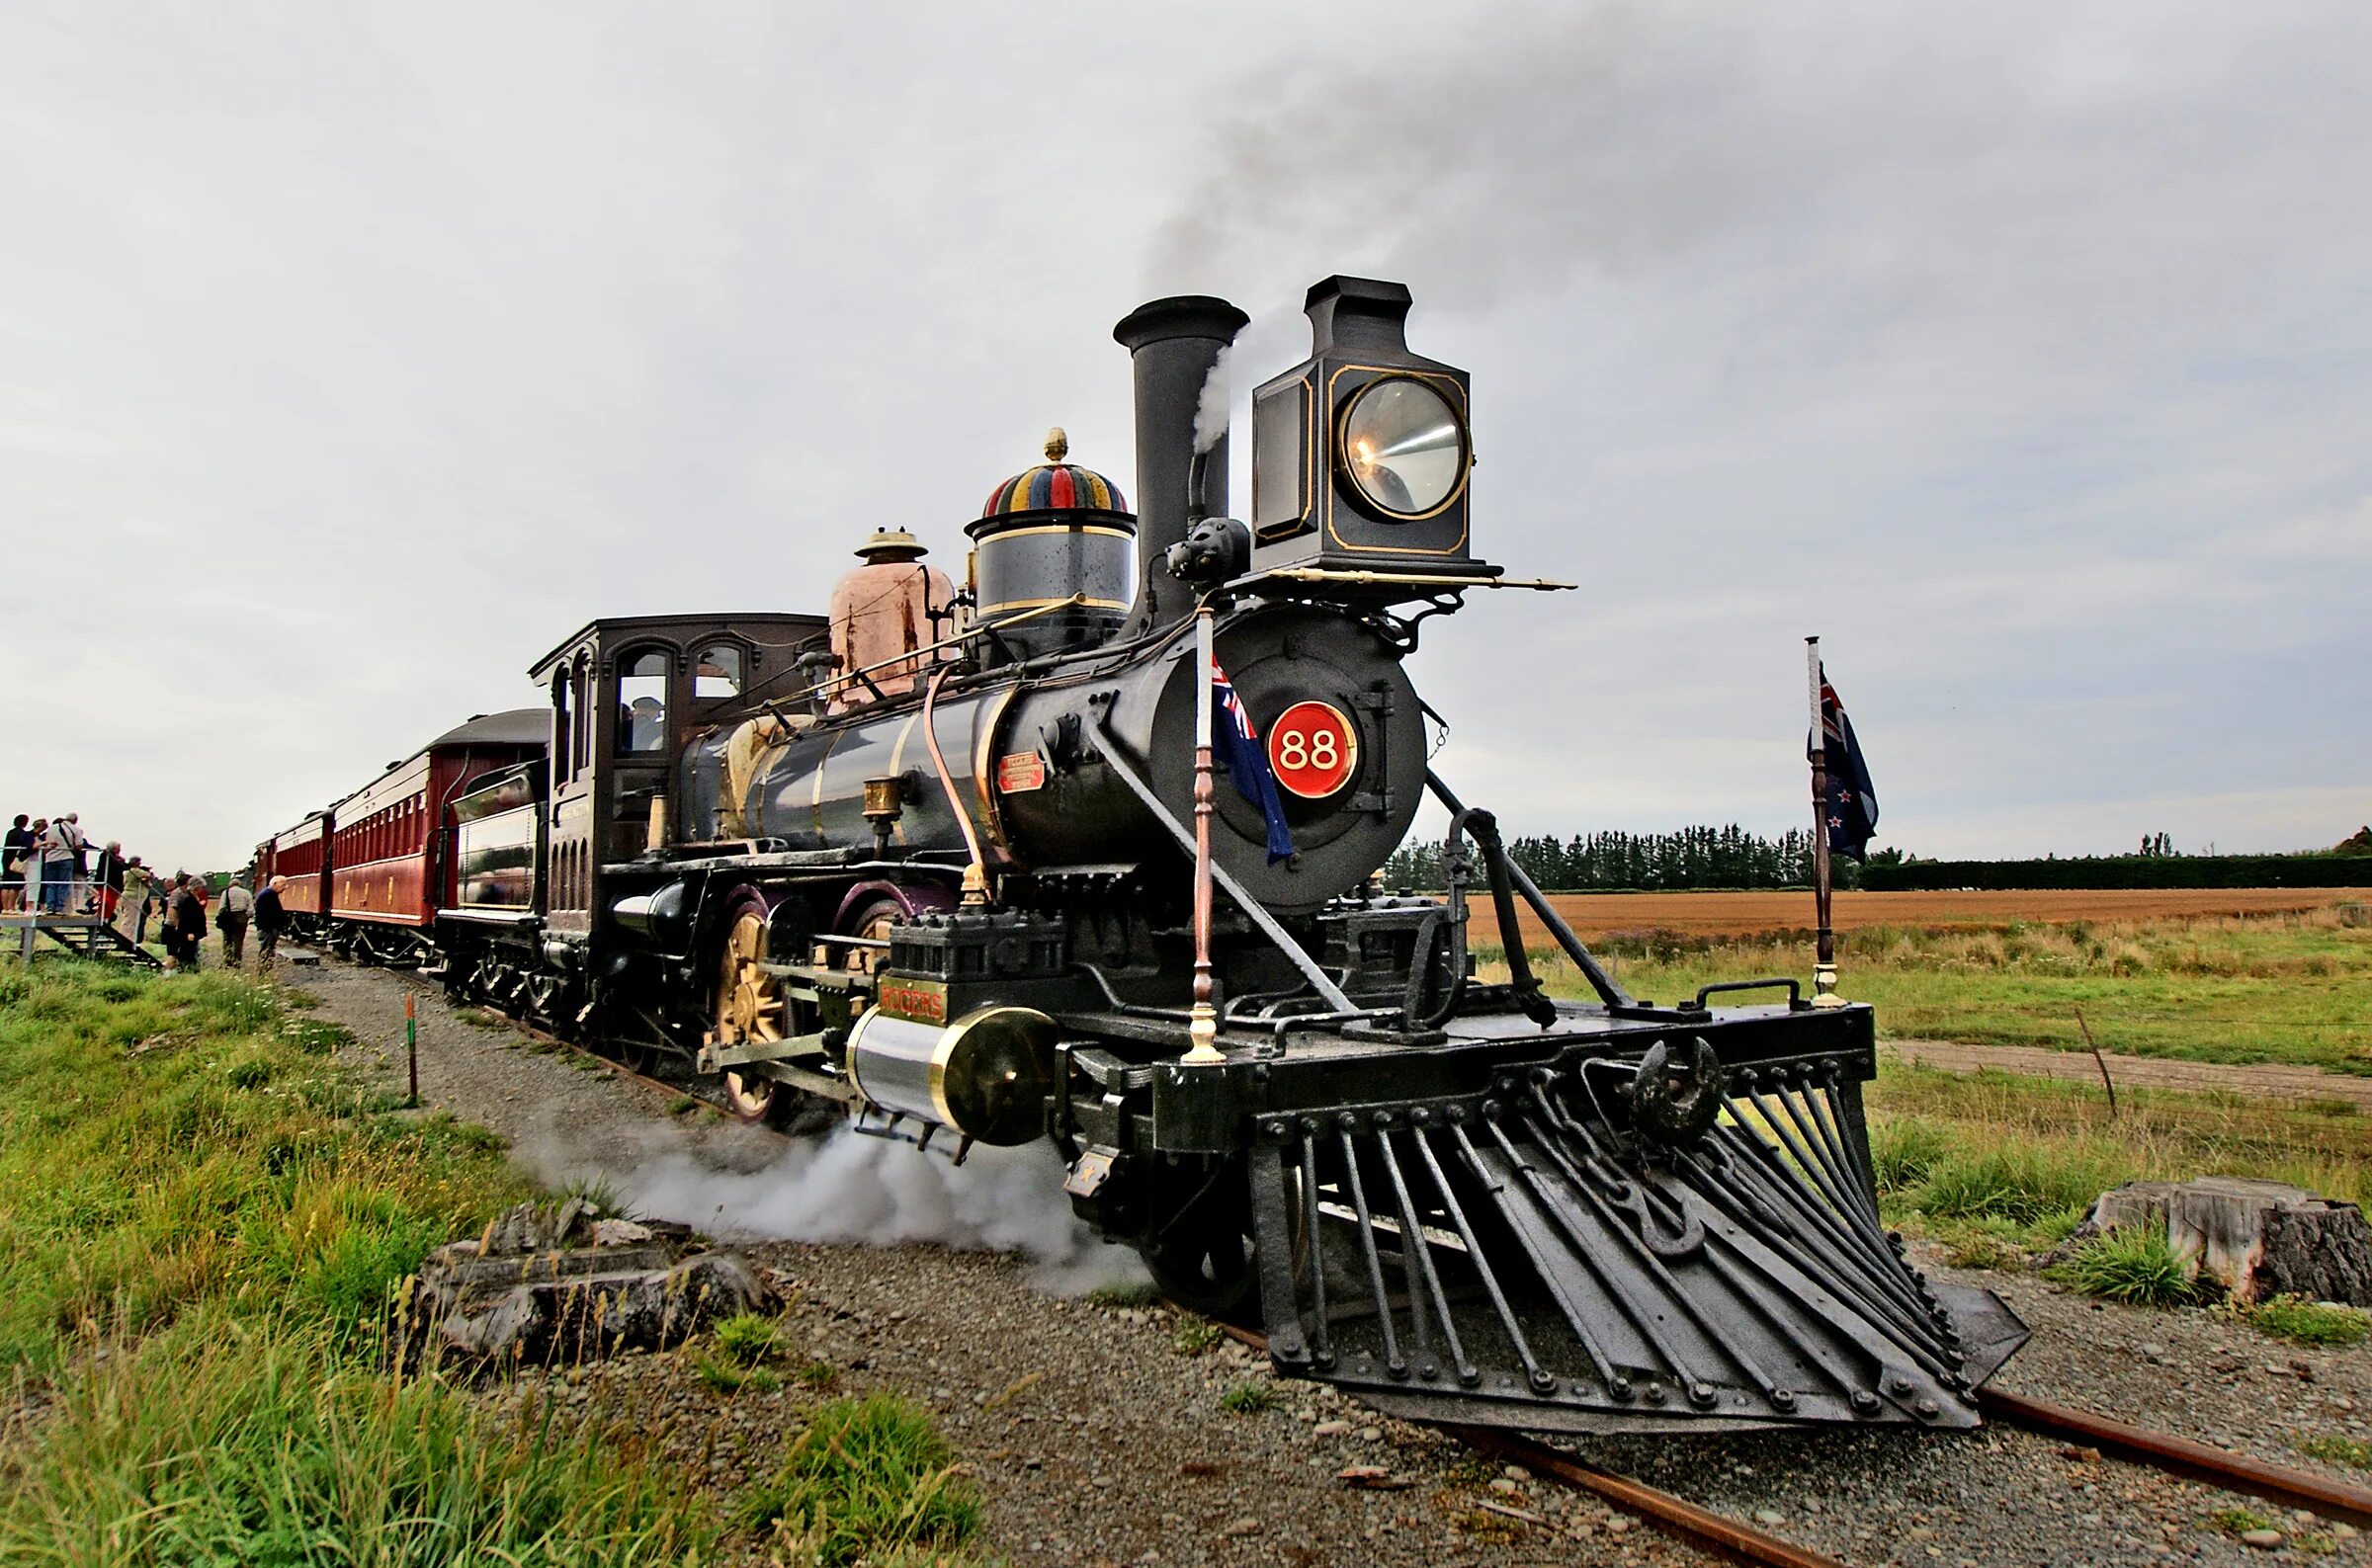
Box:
[256,277,2025,1435]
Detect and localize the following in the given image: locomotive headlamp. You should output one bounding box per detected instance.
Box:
[1246,276,1498,592]
[1339,376,1467,519]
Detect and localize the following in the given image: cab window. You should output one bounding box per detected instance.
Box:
[618,650,670,753]
[694,643,742,701]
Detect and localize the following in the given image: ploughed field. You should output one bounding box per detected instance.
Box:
[1467,886,2363,945]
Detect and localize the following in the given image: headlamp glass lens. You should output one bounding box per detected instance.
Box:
[1342,378,1463,517]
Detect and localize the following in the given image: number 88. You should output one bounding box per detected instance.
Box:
[1278,728,1338,773]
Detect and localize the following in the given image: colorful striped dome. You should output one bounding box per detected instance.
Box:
[979,428,1130,519]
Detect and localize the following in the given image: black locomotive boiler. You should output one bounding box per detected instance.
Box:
[262,276,2025,1435]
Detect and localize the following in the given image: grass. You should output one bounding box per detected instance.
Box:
[738,1394,980,1567]
[0,958,715,1562]
[2047,1224,2197,1306]
[0,962,528,1370]
[1220,1379,1281,1414]
[2211,1506,2279,1537]
[1857,1061,2372,1266]
[1171,1315,1224,1356]
[2297,1434,2372,1471]
[1490,904,2372,1072]
[3,1320,714,1563]
[712,1310,787,1365]
[2227,1294,2372,1348]
[1085,1279,1158,1309]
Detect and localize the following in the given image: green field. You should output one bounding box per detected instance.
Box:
[1486,905,2372,1073]
[0,960,977,1566]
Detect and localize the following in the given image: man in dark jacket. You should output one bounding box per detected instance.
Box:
[1,814,29,914]
[253,876,289,968]
[167,874,206,971]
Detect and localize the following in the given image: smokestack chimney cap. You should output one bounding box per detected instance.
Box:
[1113,294,1251,353]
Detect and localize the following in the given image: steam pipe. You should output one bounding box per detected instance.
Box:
[1113,293,1248,634]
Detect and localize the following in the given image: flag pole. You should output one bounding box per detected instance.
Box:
[1183,601,1224,1064]
[1806,636,1844,1007]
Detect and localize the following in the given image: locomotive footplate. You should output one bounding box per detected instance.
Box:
[1145,1001,2029,1435]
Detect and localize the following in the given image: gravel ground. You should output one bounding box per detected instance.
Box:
[282,949,2372,1567]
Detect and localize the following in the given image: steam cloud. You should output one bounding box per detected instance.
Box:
[602,1130,1152,1297]
[1191,344,1233,455]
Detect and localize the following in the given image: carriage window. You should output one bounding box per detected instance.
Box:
[694,644,742,701]
[619,650,670,753]
[572,659,593,775]
[552,670,572,779]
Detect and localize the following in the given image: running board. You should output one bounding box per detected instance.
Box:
[1247,1055,2028,1434]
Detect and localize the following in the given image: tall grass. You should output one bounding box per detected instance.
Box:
[0,960,714,1562]
[1862,1061,2372,1265]
[0,963,524,1370]
[1,1318,714,1565]
[739,1394,981,1567]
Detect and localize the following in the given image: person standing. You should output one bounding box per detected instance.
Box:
[39,816,72,914]
[167,874,206,970]
[215,877,253,967]
[95,841,126,922]
[119,858,152,944]
[1,814,28,914]
[62,814,90,913]
[253,876,288,968]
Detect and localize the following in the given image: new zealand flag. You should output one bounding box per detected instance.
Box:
[1811,665,1881,862]
[1213,662,1296,864]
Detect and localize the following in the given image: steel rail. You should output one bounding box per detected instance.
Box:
[1444,1423,1848,1568]
[1200,1316,1844,1568]
[1980,1386,2372,1530]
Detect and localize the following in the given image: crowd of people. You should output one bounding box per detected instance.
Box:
[3,811,289,971]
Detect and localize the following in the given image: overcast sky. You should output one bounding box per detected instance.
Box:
[4,1,2367,871]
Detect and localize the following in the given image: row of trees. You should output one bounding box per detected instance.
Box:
[1381,825,1908,892]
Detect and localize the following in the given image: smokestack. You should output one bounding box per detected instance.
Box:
[1113,294,1249,632]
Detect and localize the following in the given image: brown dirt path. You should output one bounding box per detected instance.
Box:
[1885,1037,2372,1113]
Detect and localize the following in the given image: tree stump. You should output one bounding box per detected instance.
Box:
[396,1200,775,1368]
[2079,1178,2372,1305]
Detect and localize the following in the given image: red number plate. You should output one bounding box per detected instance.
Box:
[1267,700,1359,799]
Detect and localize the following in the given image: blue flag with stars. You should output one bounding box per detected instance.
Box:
[1811,664,1880,862]
[1212,662,1296,864]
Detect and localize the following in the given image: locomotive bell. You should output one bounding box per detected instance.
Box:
[1246,277,1498,590]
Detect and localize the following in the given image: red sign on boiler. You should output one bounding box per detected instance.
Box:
[1266,700,1359,799]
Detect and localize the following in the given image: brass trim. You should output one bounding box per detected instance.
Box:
[1252,372,1317,541]
[808,729,840,842]
[977,596,1129,614]
[970,684,1021,855]
[886,711,921,846]
[1323,365,1472,554]
[977,525,1136,542]
[1268,700,1360,801]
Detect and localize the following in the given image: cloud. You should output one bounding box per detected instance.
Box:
[1,1,2365,864]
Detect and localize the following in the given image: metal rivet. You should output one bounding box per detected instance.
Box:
[1850,1389,1881,1416]
[1645,1382,1667,1405]
[1688,1382,1718,1409]
[1915,1397,1940,1419]
[1769,1387,1797,1410]
[1887,1373,1912,1395]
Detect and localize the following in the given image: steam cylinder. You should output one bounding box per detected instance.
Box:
[845,1004,1059,1145]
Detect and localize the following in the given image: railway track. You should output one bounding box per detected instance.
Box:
[1207,1318,2372,1567]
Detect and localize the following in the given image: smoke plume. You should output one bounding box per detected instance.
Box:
[1191,344,1233,455]
[604,1130,1152,1297]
